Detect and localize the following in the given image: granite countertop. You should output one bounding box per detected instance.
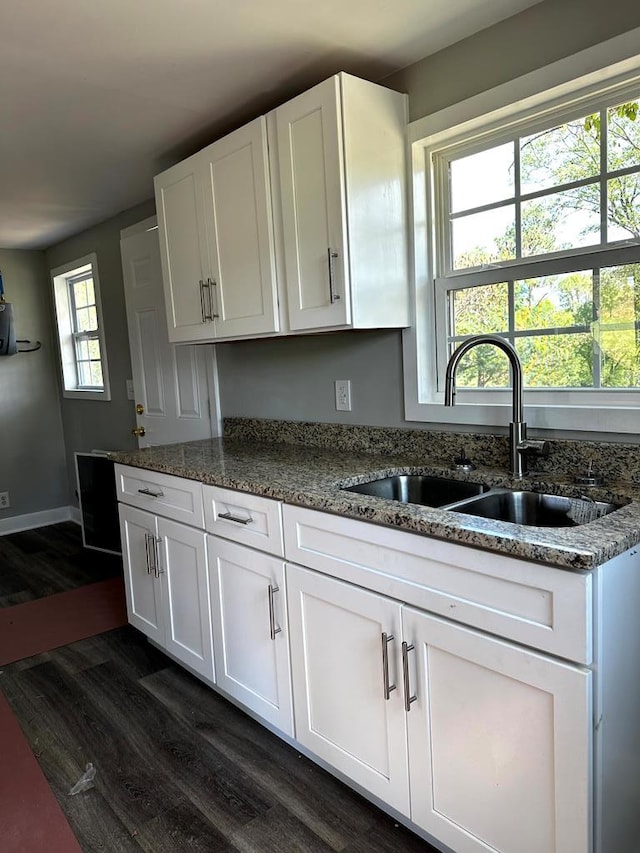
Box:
[109,435,640,572]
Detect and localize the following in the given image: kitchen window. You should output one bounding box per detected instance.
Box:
[404,35,640,433]
[51,254,111,400]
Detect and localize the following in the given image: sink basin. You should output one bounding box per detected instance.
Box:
[450,490,619,527]
[342,475,488,508]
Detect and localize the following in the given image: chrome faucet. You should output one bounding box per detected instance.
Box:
[444,334,548,478]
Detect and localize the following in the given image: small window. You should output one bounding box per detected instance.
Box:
[51,254,111,400]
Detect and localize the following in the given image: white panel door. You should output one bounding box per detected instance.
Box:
[201,117,279,339]
[154,154,214,342]
[118,505,163,644]
[286,563,409,814]
[275,76,351,330]
[158,517,213,681]
[120,218,219,446]
[403,605,591,853]
[208,538,293,734]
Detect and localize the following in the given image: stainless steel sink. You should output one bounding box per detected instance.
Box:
[342,475,620,527]
[342,475,488,508]
[450,490,619,527]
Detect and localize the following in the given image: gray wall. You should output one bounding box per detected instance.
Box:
[217,331,406,427]
[44,199,156,506]
[385,0,640,120]
[216,0,640,438]
[0,250,67,521]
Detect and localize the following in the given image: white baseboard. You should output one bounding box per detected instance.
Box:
[0,506,79,536]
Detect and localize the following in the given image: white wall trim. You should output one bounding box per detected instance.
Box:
[408,26,640,145]
[0,506,78,537]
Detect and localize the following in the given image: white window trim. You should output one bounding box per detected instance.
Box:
[403,26,640,434]
[50,253,111,401]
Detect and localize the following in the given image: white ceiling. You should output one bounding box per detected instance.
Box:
[1,0,539,250]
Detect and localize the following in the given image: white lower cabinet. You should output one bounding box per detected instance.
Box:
[119,504,214,681]
[207,536,293,735]
[402,605,591,853]
[116,473,610,852]
[286,563,411,815]
[286,561,591,853]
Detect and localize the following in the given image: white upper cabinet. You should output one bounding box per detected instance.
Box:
[154,72,409,343]
[200,118,279,339]
[155,116,279,343]
[272,73,409,332]
[155,152,212,342]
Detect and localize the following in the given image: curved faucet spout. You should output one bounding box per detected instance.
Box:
[444,334,523,422]
[443,334,546,477]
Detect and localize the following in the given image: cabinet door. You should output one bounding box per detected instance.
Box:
[118,505,163,644]
[403,605,591,853]
[275,76,351,331]
[286,563,409,814]
[154,154,213,343]
[157,517,213,681]
[200,117,279,339]
[208,538,293,734]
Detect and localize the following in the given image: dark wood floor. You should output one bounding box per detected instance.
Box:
[1,627,438,853]
[0,522,122,608]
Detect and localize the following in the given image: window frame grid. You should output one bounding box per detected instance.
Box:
[433,77,640,280]
[434,244,640,394]
[66,270,103,391]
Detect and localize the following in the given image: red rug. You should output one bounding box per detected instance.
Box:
[0,692,83,853]
[0,577,127,667]
[0,577,128,851]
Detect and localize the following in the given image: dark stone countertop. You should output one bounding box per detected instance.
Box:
[109,437,640,571]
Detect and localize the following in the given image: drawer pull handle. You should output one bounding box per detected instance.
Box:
[268,583,282,640]
[218,512,253,525]
[402,641,418,712]
[138,488,164,498]
[381,632,396,701]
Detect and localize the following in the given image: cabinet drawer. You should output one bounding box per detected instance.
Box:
[115,464,204,528]
[283,505,592,665]
[203,485,284,556]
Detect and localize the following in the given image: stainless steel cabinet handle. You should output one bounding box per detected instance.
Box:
[208,278,220,319]
[145,531,158,576]
[381,632,397,700]
[402,641,418,712]
[327,248,340,303]
[217,512,253,525]
[144,532,153,574]
[268,583,282,640]
[201,279,213,321]
[154,536,163,577]
[199,279,206,322]
[138,487,164,498]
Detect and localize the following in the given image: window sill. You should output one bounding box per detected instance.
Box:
[404,397,639,434]
[62,389,111,402]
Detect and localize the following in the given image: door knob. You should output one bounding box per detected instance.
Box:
[132,426,146,437]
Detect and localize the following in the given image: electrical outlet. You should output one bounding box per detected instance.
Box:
[335,379,352,412]
[0,491,10,509]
